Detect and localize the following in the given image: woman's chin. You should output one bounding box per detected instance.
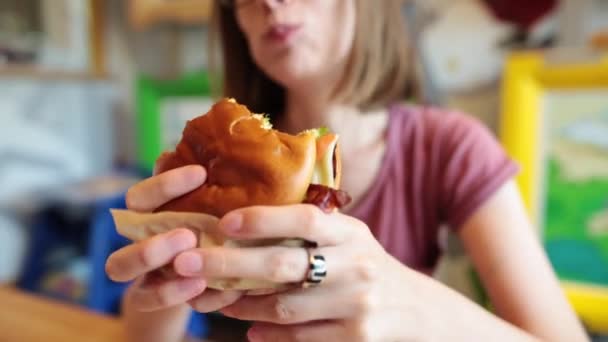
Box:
[256,51,315,83]
[263,64,320,89]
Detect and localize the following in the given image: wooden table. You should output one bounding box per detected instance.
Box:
[0,286,127,342]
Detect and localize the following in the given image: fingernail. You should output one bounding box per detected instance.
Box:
[247,327,261,342]
[221,213,243,234]
[186,165,206,184]
[175,251,203,275]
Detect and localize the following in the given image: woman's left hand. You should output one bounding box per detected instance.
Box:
[173,204,424,341]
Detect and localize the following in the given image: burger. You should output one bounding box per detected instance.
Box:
[111,98,350,290]
[154,98,351,215]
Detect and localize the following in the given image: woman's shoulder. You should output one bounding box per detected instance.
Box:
[386,102,519,230]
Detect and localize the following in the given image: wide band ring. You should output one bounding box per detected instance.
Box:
[302,249,327,288]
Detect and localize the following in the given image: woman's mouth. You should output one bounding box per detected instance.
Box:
[264,24,302,44]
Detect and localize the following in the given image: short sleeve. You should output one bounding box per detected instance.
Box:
[435,112,520,230]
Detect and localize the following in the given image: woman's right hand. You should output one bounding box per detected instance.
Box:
[105,165,243,313]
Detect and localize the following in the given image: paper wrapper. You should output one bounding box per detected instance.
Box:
[110,209,305,291]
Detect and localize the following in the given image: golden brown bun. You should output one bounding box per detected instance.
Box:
[155,98,317,217]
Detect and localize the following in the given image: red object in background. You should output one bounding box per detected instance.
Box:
[483,0,558,30]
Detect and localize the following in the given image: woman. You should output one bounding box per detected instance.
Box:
[106,1,588,341]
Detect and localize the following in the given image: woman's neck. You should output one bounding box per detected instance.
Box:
[283,86,389,155]
[280,62,349,133]
[283,86,332,134]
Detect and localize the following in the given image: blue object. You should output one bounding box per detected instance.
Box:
[86,193,131,314]
[17,204,91,304]
[17,191,209,339]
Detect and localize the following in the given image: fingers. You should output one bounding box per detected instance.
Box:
[221,285,365,324]
[188,289,244,313]
[126,165,206,212]
[129,274,207,312]
[174,246,345,285]
[218,204,364,246]
[246,321,349,342]
[106,228,197,282]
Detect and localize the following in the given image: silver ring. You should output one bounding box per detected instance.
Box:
[302,248,327,288]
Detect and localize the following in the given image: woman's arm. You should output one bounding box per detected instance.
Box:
[459,180,589,342]
[122,282,191,342]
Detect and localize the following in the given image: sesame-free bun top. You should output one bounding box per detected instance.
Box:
[154,98,318,217]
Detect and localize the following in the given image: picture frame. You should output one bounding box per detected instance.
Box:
[500,49,608,333]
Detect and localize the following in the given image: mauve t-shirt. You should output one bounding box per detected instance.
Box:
[345,104,519,273]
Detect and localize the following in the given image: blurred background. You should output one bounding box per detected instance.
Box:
[0,0,606,341]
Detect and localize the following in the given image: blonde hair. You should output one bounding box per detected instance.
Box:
[209,0,414,119]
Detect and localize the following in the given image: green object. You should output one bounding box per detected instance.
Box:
[136,70,212,172]
[544,158,608,285]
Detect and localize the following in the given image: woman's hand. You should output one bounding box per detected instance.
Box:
[105,165,217,312]
[172,204,541,341]
[172,204,427,341]
[106,164,541,341]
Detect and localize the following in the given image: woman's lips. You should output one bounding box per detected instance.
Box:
[264,24,302,44]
